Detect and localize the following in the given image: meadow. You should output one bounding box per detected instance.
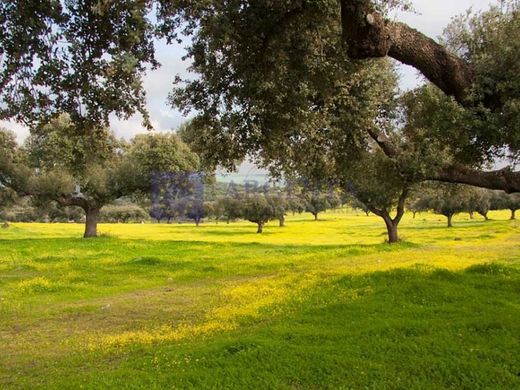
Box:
[0,210,519,389]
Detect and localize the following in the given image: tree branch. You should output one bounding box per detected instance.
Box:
[340,0,475,105]
[393,188,408,224]
[431,165,520,194]
[366,127,520,193]
[56,195,90,210]
[366,127,399,157]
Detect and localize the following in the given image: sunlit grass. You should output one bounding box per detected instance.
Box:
[0,210,519,388]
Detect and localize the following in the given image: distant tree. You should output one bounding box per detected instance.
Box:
[424,184,471,227]
[267,191,289,227]
[303,192,331,221]
[184,198,205,226]
[23,116,199,237]
[466,188,492,221]
[242,194,276,233]
[287,195,306,216]
[219,197,244,224]
[493,192,520,220]
[345,151,411,243]
[407,188,433,219]
[42,202,84,223]
[100,204,148,223]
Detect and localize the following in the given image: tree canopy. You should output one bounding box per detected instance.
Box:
[1,0,519,192]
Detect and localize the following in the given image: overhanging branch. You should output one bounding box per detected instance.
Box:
[340,0,475,105]
[431,165,520,194]
[366,127,520,193]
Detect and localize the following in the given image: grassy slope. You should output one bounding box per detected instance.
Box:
[0,210,519,389]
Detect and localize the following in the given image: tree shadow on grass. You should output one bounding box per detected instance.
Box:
[8,263,520,389]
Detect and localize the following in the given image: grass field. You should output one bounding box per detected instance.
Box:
[1,210,519,389]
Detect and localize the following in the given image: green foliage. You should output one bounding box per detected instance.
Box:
[242,194,276,231]
[346,151,408,215]
[441,1,520,159]
[170,0,398,174]
[128,133,200,177]
[413,183,474,226]
[0,128,23,208]
[100,204,148,223]
[0,1,158,129]
[21,116,200,237]
[303,192,331,220]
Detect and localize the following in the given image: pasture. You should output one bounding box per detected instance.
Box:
[1,210,519,389]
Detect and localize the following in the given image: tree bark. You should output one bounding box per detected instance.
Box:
[84,207,100,238]
[511,209,516,220]
[369,189,408,244]
[447,214,453,228]
[478,211,489,221]
[340,0,475,105]
[195,218,200,226]
[279,215,286,227]
[469,211,474,220]
[433,166,520,194]
[383,215,400,243]
[313,212,318,221]
[257,222,264,233]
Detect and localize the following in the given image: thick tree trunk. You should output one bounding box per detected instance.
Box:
[447,214,453,228]
[340,0,474,105]
[84,207,100,238]
[511,209,516,220]
[257,222,264,234]
[383,215,399,244]
[195,218,200,226]
[279,215,285,227]
[313,213,318,221]
[469,211,474,220]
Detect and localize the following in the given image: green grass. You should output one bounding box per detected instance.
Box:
[0,210,519,389]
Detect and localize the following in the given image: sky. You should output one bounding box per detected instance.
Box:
[1,0,499,176]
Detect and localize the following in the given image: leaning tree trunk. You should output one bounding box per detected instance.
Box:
[279,215,285,227]
[257,222,264,234]
[478,211,489,221]
[84,207,100,238]
[447,214,454,228]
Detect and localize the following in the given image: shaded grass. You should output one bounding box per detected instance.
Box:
[6,267,520,389]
